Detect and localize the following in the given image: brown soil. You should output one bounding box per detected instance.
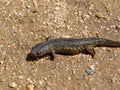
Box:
[0,0,120,90]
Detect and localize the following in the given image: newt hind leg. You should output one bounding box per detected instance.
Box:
[82,45,95,58]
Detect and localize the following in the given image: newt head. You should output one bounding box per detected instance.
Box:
[26,42,50,61]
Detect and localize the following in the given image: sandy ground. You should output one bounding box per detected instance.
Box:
[0,0,120,90]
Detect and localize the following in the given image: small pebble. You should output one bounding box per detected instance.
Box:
[0,60,3,64]
[26,84,34,90]
[95,12,104,18]
[68,77,71,80]
[115,25,120,30]
[61,35,70,38]
[9,82,18,88]
[46,86,51,90]
[11,29,18,34]
[86,69,95,75]
[0,44,4,48]
[116,16,120,22]
[89,65,95,70]
[0,78,5,82]
[18,75,24,80]
[2,51,6,56]
[46,81,53,86]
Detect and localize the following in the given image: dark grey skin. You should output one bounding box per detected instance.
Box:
[26,37,120,61]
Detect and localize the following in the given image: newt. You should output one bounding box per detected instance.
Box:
[26,37,120,61]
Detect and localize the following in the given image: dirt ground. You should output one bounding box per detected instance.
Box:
[0,0,120,90]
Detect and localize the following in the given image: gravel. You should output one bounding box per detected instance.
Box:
[0,60,4,64]
[8,82,18,88]
[86,69,95,75]
[26,84,35,90]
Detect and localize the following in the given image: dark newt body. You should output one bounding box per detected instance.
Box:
[26,38,120,61]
